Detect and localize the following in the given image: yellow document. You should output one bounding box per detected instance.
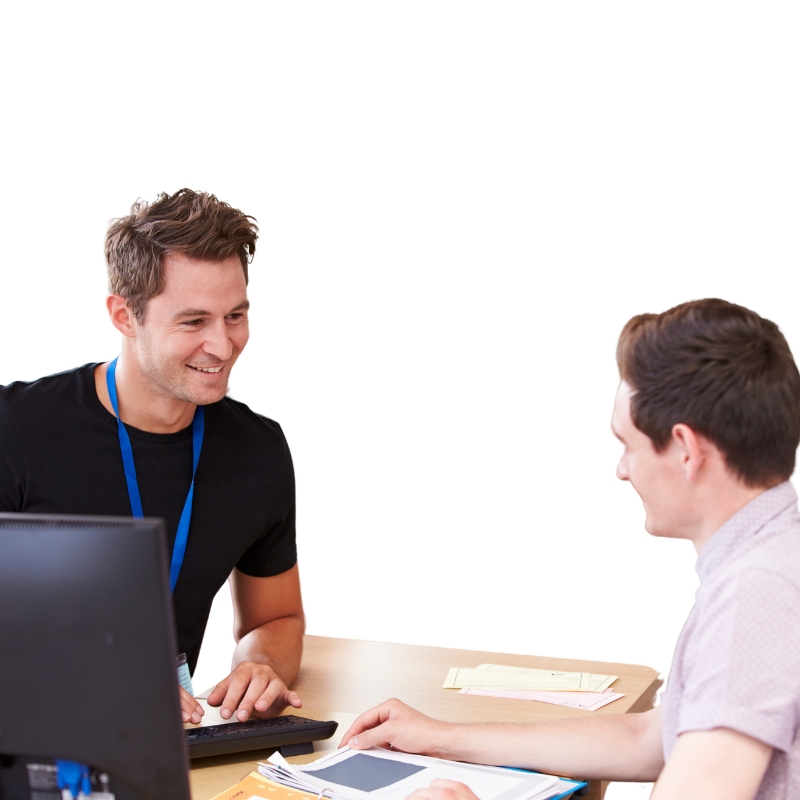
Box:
[443,665,617,693]
[210,772,317,800]
[477,663,618,693]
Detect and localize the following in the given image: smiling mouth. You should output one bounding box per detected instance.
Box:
[188,365,224,374]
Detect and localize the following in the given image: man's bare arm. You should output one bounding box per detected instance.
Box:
[651,728,772,800]
[206,564,305,721]
[342,699,664,782]
[230,564,305,681]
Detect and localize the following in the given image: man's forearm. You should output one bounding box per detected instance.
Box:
[438,710,663,782]
[232,614,305,686]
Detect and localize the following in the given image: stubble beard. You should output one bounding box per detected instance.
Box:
[138,336,230,407]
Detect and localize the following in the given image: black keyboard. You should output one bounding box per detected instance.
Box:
[186,714,338,759]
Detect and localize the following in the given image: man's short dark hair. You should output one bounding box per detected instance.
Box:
[617,298,800,487]
[105,189,259,322]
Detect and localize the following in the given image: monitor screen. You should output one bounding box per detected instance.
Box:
[0,513,191,800]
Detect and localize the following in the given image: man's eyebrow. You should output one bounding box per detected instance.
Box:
[171,300,250,320]
[610,421,624,442]
[172,308,211,319]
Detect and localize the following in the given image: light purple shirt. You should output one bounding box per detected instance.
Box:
[662,481,800,797]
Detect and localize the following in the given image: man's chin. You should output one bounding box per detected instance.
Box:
[643,509,659,537]
[643,513,675,539]
[195,389,228,406]
[182,382,229,407]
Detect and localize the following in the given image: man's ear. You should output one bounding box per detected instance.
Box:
[107,295,137,337]
[671,423,705,482]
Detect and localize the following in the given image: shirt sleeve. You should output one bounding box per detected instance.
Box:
[235,428,297,577]
[676,567,800,752]
[0,394,26,511]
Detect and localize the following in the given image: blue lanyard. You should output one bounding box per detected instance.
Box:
[106,357,204,592]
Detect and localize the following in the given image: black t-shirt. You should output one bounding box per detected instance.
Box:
[0,363,297,672]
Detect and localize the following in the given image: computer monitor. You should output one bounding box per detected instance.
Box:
[0,513,191,800]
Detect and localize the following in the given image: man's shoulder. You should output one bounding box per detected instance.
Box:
[0,363,98,413]
[734,502,800,588]
[209,395,288,447]
[701,525,800,622]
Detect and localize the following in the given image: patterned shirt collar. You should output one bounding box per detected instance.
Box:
[696,481,797,583]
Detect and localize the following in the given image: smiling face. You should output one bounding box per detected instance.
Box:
[612,380,692,539]
[131,252,250,406]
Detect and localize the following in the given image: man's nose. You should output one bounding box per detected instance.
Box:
[616,458,629,481]
[202,320,234,360]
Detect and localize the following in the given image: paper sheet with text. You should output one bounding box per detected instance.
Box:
[443,663,618,692]
[458,687,625,711]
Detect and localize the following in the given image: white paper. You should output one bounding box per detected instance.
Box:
[261,747,560,800]
[459,686,625,711]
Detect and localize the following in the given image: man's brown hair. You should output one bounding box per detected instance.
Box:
[105,188,259,321]
[617,298,800,487]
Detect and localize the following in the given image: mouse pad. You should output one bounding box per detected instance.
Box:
[308,754,426,791]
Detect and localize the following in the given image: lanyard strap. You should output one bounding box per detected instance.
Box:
[106,357,204,592]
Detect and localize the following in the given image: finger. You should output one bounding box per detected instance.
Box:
[251,677,293,715]
[234,674,275,722]
[254,679,285,713]
[220,670,259,720]
[179,687,204,724]
[428,780,478,800]
[255,684,303,716]
[252,689,303,716]
[340,702,395,747]
[206,676,231,707]
[405,789,448,800]
[406,783,473,800]
[346,718,396,750]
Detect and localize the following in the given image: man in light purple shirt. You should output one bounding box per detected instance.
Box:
[339,299,800,799]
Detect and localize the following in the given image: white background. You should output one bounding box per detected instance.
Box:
[2,4,799,797]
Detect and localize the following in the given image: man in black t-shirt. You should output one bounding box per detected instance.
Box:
[0,189,305,726]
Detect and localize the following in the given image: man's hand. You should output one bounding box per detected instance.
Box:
[340,699,451,757]
[179,686,204,724]
[206,660,302,722]
[406,780,479,800]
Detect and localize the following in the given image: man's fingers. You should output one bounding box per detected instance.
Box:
[406,781,478,800]
[178,686,204,724]
[428,781,472,791]
[234,675,275,722]
[254,687,303,714]
[406,790,446,800]
[340,702,395,747]
[205,664,302,721]
[219,670,256,720]
[251,677,301,718]
[206,677,230,707]
[346,720,395,751]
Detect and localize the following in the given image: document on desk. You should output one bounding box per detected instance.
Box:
[478,664,618,692]
[458,687,625,711]
[258,746,584,800]
[444,664,617,693]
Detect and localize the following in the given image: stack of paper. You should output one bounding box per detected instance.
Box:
[257,746,585,800]
[445,664,624,711]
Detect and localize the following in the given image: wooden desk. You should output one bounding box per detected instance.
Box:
[190,636,661,800]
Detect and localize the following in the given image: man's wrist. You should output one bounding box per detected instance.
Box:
[426,721,469,761]
[434,721,506,765]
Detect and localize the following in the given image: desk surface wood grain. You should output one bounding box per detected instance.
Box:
[189,636,661,800]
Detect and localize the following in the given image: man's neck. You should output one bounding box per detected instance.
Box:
[94,360,196,434]
[690,481,769,554]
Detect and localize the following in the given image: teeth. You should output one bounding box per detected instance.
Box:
[191,366,223,373]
